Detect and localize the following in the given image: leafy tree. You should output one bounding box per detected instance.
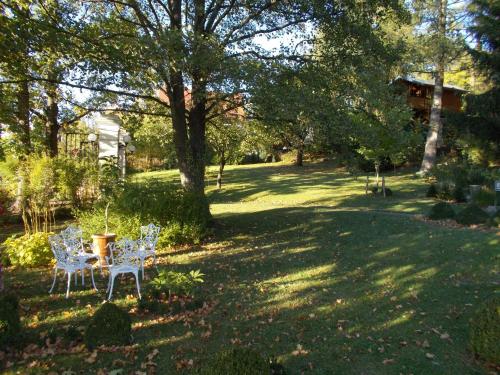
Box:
[407,0,469,172]
[445,0,500,164]
[206,116,245,189]
[1,0,408,197]
[130,117,176,170]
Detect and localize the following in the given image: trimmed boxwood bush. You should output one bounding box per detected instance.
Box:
[428,202,456,220]
[470,296,500,364]
[426,184,438,198]
[452,185,467,203]
[0,293,21,348]
[456,204,490,225]
[198,348,270,375]
[84,302,131,350]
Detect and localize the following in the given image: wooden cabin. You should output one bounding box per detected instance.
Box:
[395,77,466,123]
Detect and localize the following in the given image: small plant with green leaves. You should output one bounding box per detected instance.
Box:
[139,269,205,313]
[151,269,204,300]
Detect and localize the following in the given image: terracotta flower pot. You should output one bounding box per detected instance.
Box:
[92,233,116,266]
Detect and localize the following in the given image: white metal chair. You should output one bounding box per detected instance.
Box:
[137,224,161,280]
[48,234,97,298]
[60,225,100,285]
[106,239,141,300]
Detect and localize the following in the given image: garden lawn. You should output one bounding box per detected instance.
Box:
[2,161,499,374]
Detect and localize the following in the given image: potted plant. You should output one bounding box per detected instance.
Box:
[91,157,121,265]
[91,202,116,265]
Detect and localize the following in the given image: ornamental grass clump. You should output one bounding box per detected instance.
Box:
[0,293,21,349]
[84,302,131,350]
[469,296,500,364]
[198,348,270,375]
[455,204,490,226]
[428,202,455,220]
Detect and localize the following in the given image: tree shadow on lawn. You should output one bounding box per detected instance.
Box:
[178,207,496,374]
[207,163,359,203]
[208,163,432,214]
[3,207,497,374]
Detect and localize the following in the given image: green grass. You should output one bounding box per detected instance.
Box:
[2,161,499,374]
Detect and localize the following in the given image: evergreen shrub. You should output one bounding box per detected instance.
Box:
[0,293,21,348]
[84,302,131,350]
[470,296,500,364]
[456,204,490,225]
[428,202,456,220]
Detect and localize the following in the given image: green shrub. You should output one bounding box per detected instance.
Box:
[473,188,495,207]
[436,183,453,200]
[452,185,467,203]
[426,184,438,198]
[0,293,21,348]
[151,269,204,298]
[198,348,270,375]
[428,202,456,220]
[467,167,487,185]
[470,296,500,364]
[84,302,131,350]
[488,211,500,228]
[75,180,211,246]
[75,207,142,239]
[2,232,53,267]
[456,204,490,225]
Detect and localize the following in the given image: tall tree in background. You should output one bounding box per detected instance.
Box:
[420,0,448,173]
[412,0,469,172]
[469,0,500,81]
[2,0,408,197]
[0,2,33,156]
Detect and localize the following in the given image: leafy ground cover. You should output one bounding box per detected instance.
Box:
[1,161,498,374]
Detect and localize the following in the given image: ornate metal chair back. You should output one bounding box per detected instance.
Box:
[140,224,161,248]
[108,239,140,267]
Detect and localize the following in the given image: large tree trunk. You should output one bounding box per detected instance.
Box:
[46,79,59,157]
[17,80,31,155]
[420,0,447,173]
[217,155,225,190]
[168,0,207,195]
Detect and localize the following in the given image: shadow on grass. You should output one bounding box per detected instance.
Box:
[4,206,497,374]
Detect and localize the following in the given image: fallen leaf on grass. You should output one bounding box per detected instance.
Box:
[175,359,194,370]
[292,344,309,356]
[85,350,98,364]
[146,349,159,361]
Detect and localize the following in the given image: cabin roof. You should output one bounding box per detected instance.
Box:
[395,76,467,93]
